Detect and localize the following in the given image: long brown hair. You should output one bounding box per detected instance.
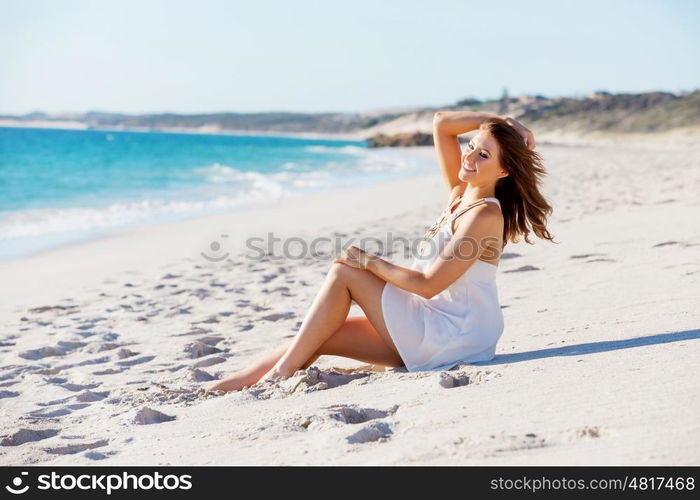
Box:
[479,117,555,247]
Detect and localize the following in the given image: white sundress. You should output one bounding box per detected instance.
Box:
[380,196,505,372]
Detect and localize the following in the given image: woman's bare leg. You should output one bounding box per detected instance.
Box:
[208,315,403,393]
[312,316,404,366]
[208,263,402,392]
[207,339,319,392]
[262,263,402,381]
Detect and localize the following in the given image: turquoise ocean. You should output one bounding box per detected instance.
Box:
[0,127,433,261]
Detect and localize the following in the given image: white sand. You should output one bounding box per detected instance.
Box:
[1,139,699,465]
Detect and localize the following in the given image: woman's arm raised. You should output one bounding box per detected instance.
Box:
[432,110,501,191]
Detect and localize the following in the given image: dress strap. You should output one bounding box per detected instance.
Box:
[449,199,487,222]
[449,197,501,222]
[444,194,463,214]
[483,196,501,208]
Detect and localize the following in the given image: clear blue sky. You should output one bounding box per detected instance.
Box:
[1,0,698,115]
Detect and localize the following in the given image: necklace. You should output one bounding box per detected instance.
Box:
[417,197,485,256]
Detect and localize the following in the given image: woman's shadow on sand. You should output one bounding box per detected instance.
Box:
[473,329,700,366]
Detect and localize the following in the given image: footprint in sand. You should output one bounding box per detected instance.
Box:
[292,404,398,432]
[0,377,20,387]
[172,326,213,337]
[197,336,224,346]
[503,265,540,273]
[500,252,521,259]
[654,240,697,248]
[251,304,272,312]
[147,363,189,374]
[245,366,372,400]
[167,306,193,317]
[29,403,90,419]
[262,286,293,297]
[192,316,220,325]
[75,355,112,367]
[45,439,109,455]
[76,390,110,402]
[28,305,78,315]
[438,372,471,388]
[188,369,216,382]
[260,312,296,322]
[491,432,548,453]
[117,355,156,367]
[35,365,62,375]
[437,368,498,388]
[572,425,606,439]
[59,382,102,392]
[193,356,226,368]
[158,364,215,381]
[28,407,73,418]
[1,428,60,446]
[133,407,175,424]
[19,341,87,360]
[260,274,279,284]
[93,368,124,376]
[84,342,121,354]
[327,404,399,424]
[117,348,138,359]
[190,289,211,300]
[346,422,393,444]
[184,342,222,359]
[570,253,606,259]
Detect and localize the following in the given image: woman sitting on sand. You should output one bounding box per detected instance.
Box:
[209,111,554,392]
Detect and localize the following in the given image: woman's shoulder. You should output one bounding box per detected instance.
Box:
[463,201,503,226]
[451,199,503,241]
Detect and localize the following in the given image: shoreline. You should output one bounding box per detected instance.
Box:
[0,145,435,265]
[0,120,366,141]
[3,120,700,146]
[0,146,437,308]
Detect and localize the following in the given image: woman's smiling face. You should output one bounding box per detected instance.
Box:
[458,131,508,184]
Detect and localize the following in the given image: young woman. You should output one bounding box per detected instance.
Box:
[208,111,554,392]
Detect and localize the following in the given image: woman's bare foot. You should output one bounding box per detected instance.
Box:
[259,365,294,385]
[206,372,255,393]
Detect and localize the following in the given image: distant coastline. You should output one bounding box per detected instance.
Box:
[0,119,365,142]
[2,89,699,146]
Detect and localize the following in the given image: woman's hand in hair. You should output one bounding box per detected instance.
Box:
[503,116,536,150]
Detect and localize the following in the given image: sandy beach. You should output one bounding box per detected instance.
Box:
[1,138,699,465]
